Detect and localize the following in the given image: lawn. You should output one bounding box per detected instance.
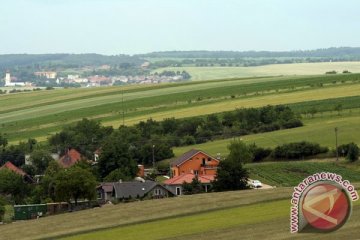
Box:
[153,62,360,80]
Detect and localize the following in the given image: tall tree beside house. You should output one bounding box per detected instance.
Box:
[98,130,138,179]
[41,161,62,202]
[182,176,204,195]
[0,145,25,167]
[49,118,113,159]
[54,165,97,205]
[29,150,54,175]
[213,139,251,191]
[0,169,29,204]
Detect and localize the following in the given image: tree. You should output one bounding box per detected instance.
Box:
[0,169,29,204]
[182,176,203,195]
[104,168,133,182]
[49,118,113,158]
[0,145,25,167]
[308,107,318,118]
[212,140,251,191]
[0,196,7,222]
[29,150,54,175]
[41,161,62,201]
[0,134,8,149]
[98,131,138,179]
[54,166,97,205]
[334,104,343,116]
[347,143,359,162]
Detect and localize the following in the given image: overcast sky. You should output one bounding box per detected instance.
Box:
[0,0,359,55]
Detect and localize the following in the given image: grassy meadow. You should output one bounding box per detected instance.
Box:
[172,111,360,158]
[153,62,360,80]
[0,187,358,240]
[1,73,360,143]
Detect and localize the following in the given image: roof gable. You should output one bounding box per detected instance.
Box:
[59,149,82,168]
[171,149,218,167]
[1,161,27,176]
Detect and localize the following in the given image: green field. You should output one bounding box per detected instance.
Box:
[1,73,360,143]
[247,160,360,187]
[172,112,360,158]
[153,62,360,80]
[0,187,358,240]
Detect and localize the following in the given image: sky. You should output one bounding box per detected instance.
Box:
[0,0,359,55]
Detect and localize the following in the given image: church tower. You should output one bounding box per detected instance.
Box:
[5,72,11,86]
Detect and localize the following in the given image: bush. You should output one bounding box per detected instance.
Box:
[272,141,328,160]
[347,143,359,162]
[282,119,303,129]
[249,144,272,162]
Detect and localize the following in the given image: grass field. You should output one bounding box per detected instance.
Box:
[0,187,358,240]
[153,62,360,80]
[171,112,360,158]
[1,187,358,240]
[1,73,360,143]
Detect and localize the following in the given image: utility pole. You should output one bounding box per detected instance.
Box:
[121,89,125,126]
[152,144,155,169]
[335,127,339,161]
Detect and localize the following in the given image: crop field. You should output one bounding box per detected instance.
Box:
[172,112,360,158]
[1,73,360,143]
[153,62,360,80]
[247,160,360,187]
[0,187,358,240]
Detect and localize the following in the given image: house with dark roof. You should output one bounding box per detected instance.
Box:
[58,149,82,168]
[0,161,34,183]
[170,149,219,177]
[164,173,214,195]
[97,181,175,202]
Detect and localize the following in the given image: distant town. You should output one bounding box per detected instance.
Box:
[0,63,191,91]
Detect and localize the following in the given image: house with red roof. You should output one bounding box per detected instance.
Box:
[170,149,219,177]
[0,161,34,183]
[164,149,220,195]
[164,173,214,195]
[58,149,82,168]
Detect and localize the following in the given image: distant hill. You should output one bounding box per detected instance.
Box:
[138,47,360,59]
[0,54,144,69]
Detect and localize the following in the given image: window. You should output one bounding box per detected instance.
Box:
[202,158,205,165]
[194,170,199,175]
[208,157,212,161]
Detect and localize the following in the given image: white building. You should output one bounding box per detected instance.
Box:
[4,72,25,87]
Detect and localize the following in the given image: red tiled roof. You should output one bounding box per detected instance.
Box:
[164,173,215,185]
[1,161,27,176]
[59,149,82,168]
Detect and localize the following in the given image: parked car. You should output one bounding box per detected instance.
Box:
[250,180,262,188]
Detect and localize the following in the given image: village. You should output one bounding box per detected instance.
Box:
[1,147,228,220]
[1,63,191,90]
